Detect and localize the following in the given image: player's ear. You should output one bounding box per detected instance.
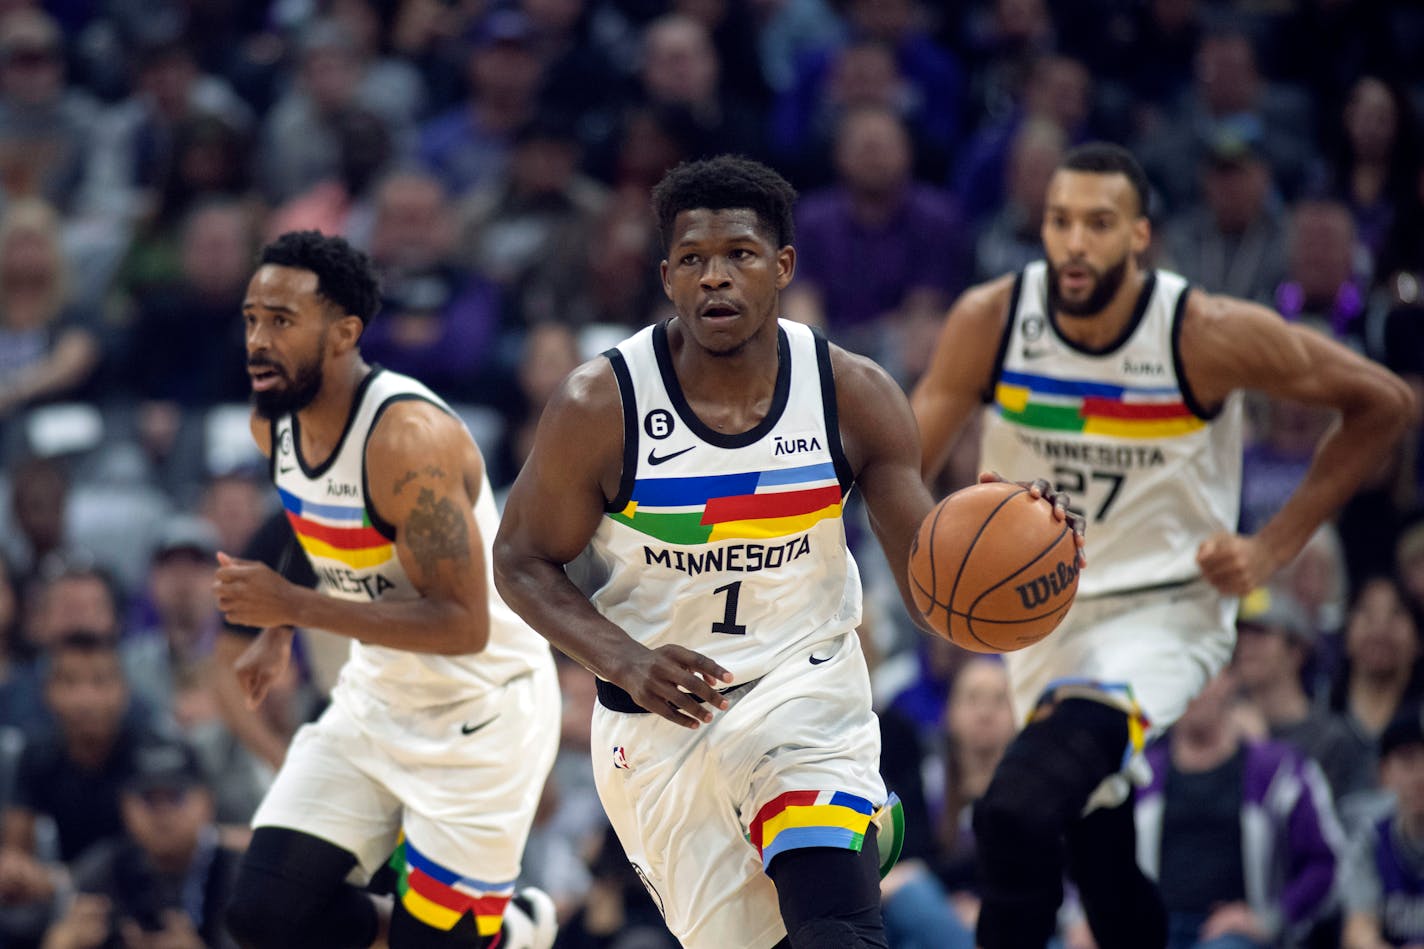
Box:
[776,245,796,290]
[1131,217,1150,256]
[331,314,364,354]
[659,259,673,301]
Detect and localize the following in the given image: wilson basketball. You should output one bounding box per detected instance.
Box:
[908,481,1080,653]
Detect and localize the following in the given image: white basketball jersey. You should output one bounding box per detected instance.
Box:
[980,262,1243,598]
[576,320,862,685]
[271,368,550,708]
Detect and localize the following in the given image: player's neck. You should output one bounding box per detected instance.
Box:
[294,358,371,449]
[1051,269,1148,351]
[668,318,780,425]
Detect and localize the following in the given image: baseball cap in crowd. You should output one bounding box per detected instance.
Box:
[1381,706,1424,760]
[1237,586,1312,642]
[124,737,206,796]
[1204,117,1265,169]
[151,515,220,564]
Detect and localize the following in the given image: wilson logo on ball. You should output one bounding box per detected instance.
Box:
[1014,560,1081,609]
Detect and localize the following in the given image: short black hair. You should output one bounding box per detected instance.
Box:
[1058,142,1152,218]
[651,155,797,253]
[258,230,381,325]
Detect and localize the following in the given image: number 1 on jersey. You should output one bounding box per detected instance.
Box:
[711,581,748,635]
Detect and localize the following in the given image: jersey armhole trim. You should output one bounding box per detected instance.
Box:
[267,416,279,482]
[1170,286,1218,420]
[811,327,855,494]
[361,393,457,541]
[604,349,638,514]
[981,272,1023,403]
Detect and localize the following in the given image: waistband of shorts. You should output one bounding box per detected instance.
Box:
[596,677,758,713]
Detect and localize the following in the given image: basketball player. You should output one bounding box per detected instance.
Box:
[213,231,559,949]
[911,142,1416,949]
[491,155,1007,949]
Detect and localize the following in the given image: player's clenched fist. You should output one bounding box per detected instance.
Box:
[213,552,299,628]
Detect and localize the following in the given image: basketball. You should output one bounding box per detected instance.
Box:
[908,480,1080,653]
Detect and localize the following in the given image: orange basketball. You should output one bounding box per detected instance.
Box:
[908,480,1080,653]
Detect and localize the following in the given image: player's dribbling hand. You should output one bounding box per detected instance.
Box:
[615,644,734,729]
[233,626,294,710]
[1196,533,1275,596]
[979,471,1088,568]
[214,552,298,628]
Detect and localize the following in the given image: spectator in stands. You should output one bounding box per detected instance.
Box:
[517,0,629,144]
[1326,76,1421,262]
[1137,670,1343,949]
[1341,705,1424,949]
[1240,397,1335,537]
[1160,127,1288,304]
[257,20,373,204]
[1329,576,1424,790]
[0,9,97,215]
[782,105,966,371]
[22,562,121,659]
[121,516,219,719]
[39,735,242,949]
[320,0,427,137]
[81,35,253,230]
[458,114,609,328]
[0,555,41,733]
[973,116,1064,281]
[359,171,506,405]
[1274,200,1370,350]
[491,321,582,489]
[0,200,100,423]
[775,0,962,182]
[1136,29,1314,215]
[4,457,67,589]
[1234,586,1373,812]
[0,632,157,939]
[953,54,1091,225]
[197,473,267,565]
[638,14,765,164]
[263,106,391,247]
[122,200,254,407]
[417,9,544,198]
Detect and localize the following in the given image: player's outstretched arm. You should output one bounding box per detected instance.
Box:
[834,347,937,633]
[909,276,1014,483]
[215,401,493,654]
[1184,293,1419,594]
[493,361,732,729]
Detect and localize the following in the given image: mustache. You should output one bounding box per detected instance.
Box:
[247,357,284,372]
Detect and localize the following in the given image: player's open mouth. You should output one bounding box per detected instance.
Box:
[1060,267,1091,290]
[701,303,739,320]
[249,367,283,391]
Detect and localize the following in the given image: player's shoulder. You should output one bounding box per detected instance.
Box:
[955,273,1018,322]
[367,398,473,460]
[825,339,901,399]
[1179,288,1287,350]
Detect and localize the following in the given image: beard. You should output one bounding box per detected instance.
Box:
[250,354,324,420]
[1047,254,1130,318]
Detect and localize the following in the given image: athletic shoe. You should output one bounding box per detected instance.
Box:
[500,886,557,949]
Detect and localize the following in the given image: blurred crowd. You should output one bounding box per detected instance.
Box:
[0,0,1421,946]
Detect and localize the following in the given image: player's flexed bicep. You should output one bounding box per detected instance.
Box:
[834,348,938,633]
[366,401,490,647]
[1182,293,1418,593]
[495,360,733,729]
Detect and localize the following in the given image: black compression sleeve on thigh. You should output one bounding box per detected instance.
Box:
[766,825,888,949]
[973,698,1131,949]
[225,827,380,949]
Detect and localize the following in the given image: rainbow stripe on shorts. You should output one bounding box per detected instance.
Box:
[390,834,511,936]
[749,790,875,869]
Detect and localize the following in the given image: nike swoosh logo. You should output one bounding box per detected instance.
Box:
[647,446,694,466]
[278,464,295,474]
[460,715,498,736]
[809,654,830,665]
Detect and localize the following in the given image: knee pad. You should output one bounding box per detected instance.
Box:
[768,826,887,949]
[226,827,376,949]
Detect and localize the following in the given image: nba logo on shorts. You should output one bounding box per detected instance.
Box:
[612,746,630,770]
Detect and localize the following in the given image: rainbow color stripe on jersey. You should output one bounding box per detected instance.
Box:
[391,835,512,935]
[994,369,1205,439]
[278,487,394,570]
[750,790,876,868]
[609,461,844,545]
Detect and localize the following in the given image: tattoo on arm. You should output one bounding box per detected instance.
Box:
[405,487,471,576]
[393,466,446,496]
